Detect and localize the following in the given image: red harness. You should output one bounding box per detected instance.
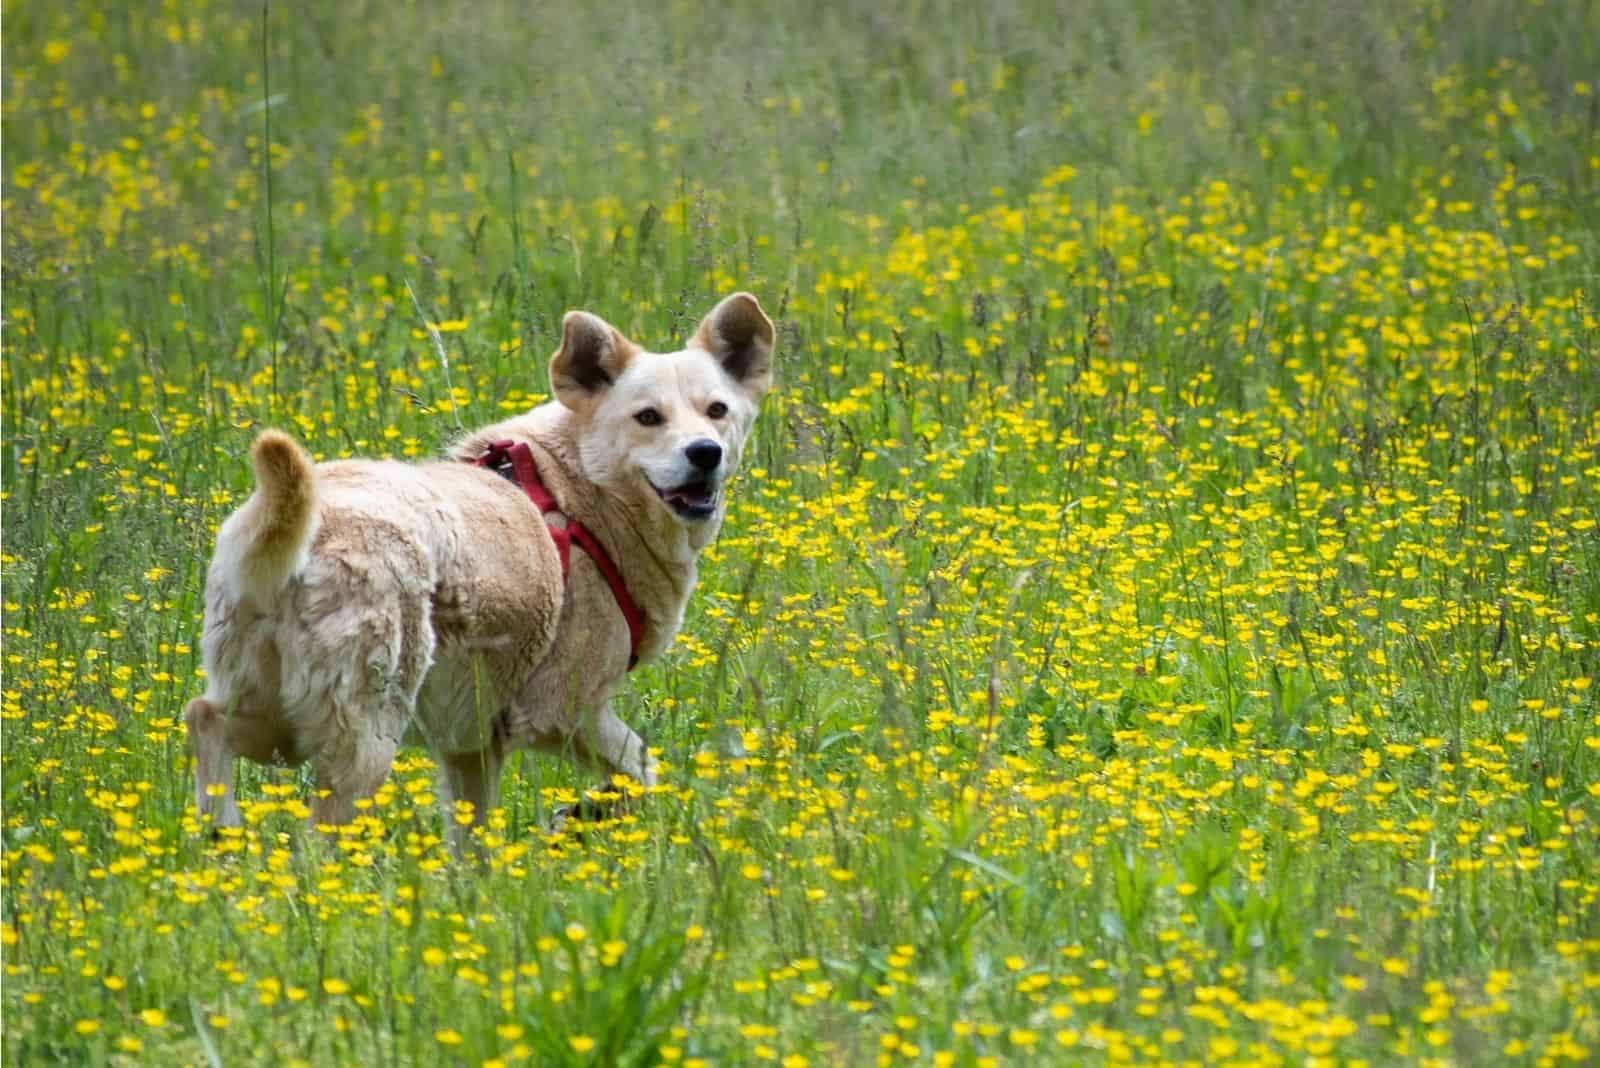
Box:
[475,440,644,670]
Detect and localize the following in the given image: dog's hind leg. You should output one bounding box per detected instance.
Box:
[186,697,242,828]
[309,624,430,828]
[309,727,399,828]
[301,588,434,829]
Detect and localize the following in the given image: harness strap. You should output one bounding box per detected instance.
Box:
[476,440,645,670]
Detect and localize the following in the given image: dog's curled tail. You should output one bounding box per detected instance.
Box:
[226,429,318,602]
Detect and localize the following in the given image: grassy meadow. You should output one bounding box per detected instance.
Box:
[5,0,1600,1063]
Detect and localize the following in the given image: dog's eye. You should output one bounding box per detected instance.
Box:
[707,401,728,420]
[634,408,664,427]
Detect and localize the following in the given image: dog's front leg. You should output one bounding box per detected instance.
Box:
[575,702,658,789]
[545,702,658,834]
[439,742,504,856]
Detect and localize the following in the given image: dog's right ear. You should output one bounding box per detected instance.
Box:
[550,311,638,412]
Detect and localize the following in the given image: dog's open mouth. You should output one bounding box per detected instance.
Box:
[652,477,719,520]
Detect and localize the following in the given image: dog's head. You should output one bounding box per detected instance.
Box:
[550,293,774,533]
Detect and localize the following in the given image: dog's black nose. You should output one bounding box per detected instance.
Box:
[685,439,723,472]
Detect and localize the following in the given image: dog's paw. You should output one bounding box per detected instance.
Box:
[547,796,618,836]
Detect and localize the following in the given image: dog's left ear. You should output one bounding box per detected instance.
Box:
[693,293,775,399]
[550,311,639,412]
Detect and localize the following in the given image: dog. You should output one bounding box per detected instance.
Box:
[185,293,774,847]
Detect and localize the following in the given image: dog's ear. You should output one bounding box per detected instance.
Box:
[693,293,775,399]
[550,311,638,411]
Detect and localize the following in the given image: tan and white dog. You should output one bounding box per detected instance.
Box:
[186,293,774,846]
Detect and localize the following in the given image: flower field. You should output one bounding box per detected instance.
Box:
[3,1,1598,1064]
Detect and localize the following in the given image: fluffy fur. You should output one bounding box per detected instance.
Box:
[186,293,774,846]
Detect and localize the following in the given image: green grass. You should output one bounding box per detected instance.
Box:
[4,0,1599,1064]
